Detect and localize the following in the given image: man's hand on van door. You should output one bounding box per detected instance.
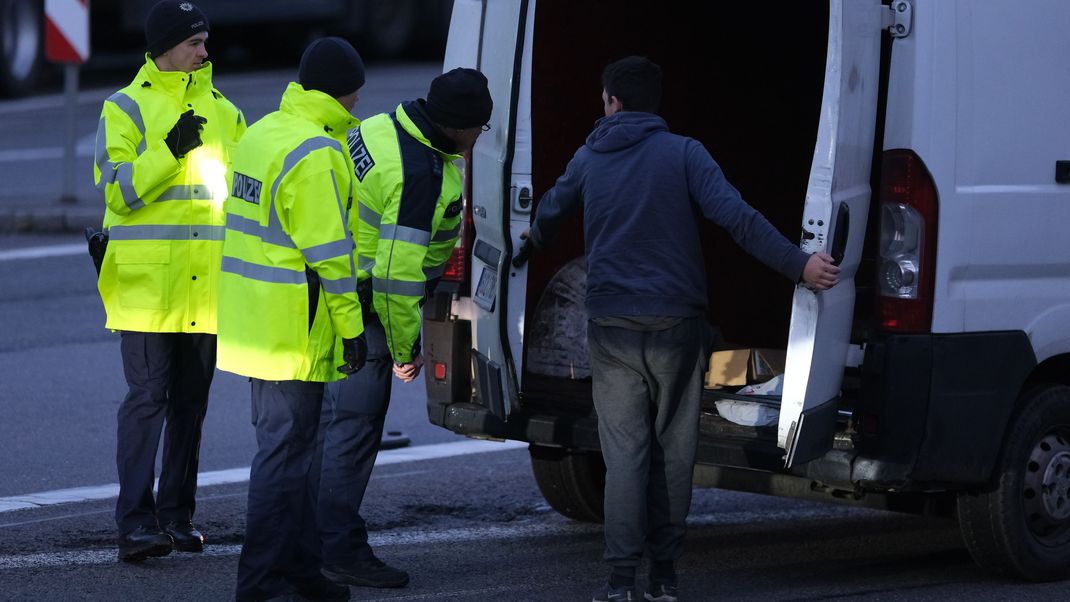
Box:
[802,252,840,290]
[393,355,424,383]
[513,230,536,267]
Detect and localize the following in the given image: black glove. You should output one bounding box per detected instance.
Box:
[338,333,368,375]
[512,233,536,267]
[84,226,108,276]
[164,109,207,158]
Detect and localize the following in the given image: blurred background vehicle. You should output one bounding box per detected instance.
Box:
[0,0,452,97]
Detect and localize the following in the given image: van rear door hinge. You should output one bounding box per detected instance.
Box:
[882,0,912,38]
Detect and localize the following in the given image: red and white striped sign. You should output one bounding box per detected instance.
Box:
[45,0,91,64]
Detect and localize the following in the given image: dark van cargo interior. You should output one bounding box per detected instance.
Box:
[523,1,839,402]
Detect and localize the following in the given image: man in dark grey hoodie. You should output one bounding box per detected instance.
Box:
[524,56,840,602]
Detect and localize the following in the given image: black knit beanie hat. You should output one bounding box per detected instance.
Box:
[424,68,493,129]
[145,1,209,58]
[299,37,366,98]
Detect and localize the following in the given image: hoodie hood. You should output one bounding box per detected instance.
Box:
[585,111,668,153]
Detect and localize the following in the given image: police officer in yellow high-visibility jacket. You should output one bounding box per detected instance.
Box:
[315,69,492,589]
[217,38,366,602]
[92,1,245,563]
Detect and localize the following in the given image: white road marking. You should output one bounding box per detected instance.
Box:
[0,505,881,570]
[0,134,95,163]
[0,244,87,262]
[0,439,527,514]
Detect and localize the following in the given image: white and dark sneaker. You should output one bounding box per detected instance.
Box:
[592,581,638,602]
[644,582,679,602]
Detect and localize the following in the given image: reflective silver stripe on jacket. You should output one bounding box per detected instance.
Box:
[221,256,304,285]
[94,118,143,212]
[108,224,226,241]
[432,223,460,242]
[225,213,295,248]
[329,169,358,287]
[107,92,147,155]
[93,117,109,190]
[371,277,425,297]
[380,224,431,247]
[270,137,343,202]
[154,185,216,202]
[302,238,354,264]
[320,274,357,295]
[358,203,380,229]
[95,92,149,210]
[116,163,144,211]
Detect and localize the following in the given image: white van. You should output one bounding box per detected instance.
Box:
[420,0,1070,580]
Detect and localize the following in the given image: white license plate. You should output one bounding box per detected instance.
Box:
[473,265,497,311]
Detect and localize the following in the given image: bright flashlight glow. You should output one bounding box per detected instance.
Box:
[194,151,229,208]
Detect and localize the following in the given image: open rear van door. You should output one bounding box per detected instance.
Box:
[779,0,885,467]
[446,0,531,420]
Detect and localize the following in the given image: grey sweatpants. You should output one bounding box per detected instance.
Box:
[587,316,708,568]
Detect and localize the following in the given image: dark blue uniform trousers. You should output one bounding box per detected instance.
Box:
[587,317,707,569]
[115,331,214,535]
[317,311,394,566]
[236,379,326,600]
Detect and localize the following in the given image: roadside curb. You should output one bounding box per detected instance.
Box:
[0,206,102,234]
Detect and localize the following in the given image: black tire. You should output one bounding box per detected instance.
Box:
[957,384,1070,581]
[0,0,42,97]
[529,444,605,523]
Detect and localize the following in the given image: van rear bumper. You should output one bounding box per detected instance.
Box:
[428,401,602,451]
[852,330,1036,487]
[426,322,1038,490]
[428,399,789,472]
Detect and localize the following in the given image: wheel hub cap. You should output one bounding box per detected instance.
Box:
[1024,432,1070,530]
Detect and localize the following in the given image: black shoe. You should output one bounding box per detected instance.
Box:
[117,526,173,562]
[321,557,409,589]
[162,521,205,552]
[290,574,351,601]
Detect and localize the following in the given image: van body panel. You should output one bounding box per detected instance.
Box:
[853,331,1036,485]
[778,0,883,465]
[441,0,483,73]
[947,2,1070,362]
[913,332,1036,482]
[449,0,529,418]
[503,2,536,390]
[889,2,1070,366]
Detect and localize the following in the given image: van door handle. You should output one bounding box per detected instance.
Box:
[829,203,849,266]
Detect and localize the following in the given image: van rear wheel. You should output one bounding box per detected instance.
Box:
[529,444,605,523]
[957,384,1070,581]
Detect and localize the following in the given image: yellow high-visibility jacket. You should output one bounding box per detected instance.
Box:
[93,55,245,333]
[348,101,463,364]
[217,83,363,382]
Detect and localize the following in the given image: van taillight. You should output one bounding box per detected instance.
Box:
[441,150,474,289]
[877,149,938,333]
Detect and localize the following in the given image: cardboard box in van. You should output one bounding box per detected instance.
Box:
[705,348,787,389]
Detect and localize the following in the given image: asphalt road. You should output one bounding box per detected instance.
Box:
[2,67,1070,601]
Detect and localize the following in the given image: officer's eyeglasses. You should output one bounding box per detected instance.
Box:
[480,123,491,132]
